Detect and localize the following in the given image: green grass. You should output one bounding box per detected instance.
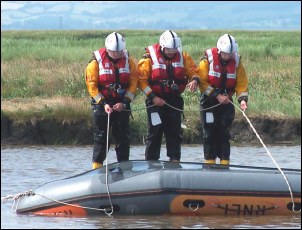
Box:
[1,30,301,123]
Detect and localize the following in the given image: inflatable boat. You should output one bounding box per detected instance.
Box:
[15,160,301,216]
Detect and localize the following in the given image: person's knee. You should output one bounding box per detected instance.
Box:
[221,128,231,139]
[93,131,105,142]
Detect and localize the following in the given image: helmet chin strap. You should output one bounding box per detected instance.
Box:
[107,52,119,62]
[160,48,174,60]
[219,54,229,66]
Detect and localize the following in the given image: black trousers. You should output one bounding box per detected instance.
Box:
[92,104,130,163]
[200,95,235,161]
[145,95,184,161]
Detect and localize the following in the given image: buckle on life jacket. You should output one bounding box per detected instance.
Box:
[108,83,121,91]
[116,87,126,97]
[108,84,126,97]
[161,80,179,90]
[170,81,179,91]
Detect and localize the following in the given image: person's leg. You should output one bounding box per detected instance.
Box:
[145,99,163,160]
[217,103,235,165]
[201,110,218,164]
[200,95,219,164]
[112,110,130,162]
[92,105,108,169]
[164,109,182,162]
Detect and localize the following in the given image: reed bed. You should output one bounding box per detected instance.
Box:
[1,30,301,127]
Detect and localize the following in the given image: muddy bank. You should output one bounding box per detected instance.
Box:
[1,116,300,146]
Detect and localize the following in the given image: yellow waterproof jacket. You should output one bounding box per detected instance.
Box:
[198,56,248,101]
[137,49,199,97]
[85,53,138,104]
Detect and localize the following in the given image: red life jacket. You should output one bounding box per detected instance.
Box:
[206,48,239,95]
[147,44,187,95]
[93,48,131,100]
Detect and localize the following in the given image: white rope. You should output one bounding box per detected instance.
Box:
[123,104,155,112]
[230,101,301,213]
[164,98,300,213]
[1,190,35,213]
[103,112,114,216]
[123,102,221,112]
[1,113,116,217]
[2,100,300,216]
[164,101,221,112]
[2,190,113,215]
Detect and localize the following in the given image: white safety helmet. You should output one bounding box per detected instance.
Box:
[159,30,181,50]
[217,34,238,54]
[105,32,125,51]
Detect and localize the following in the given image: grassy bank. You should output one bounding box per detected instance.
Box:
[1,30,301,139]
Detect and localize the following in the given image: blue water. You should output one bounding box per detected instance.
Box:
[1,145,301,229]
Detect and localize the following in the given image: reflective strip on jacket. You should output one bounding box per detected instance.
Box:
[138,44,199,97]
[85,49,138,103]
[206,47,238,91]
[146,44,187,95]
[94,48,130,99]
[198,48,248,100]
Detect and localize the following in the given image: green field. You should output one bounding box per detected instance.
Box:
[1,30,301,131]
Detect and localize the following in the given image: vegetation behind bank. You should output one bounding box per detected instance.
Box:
[1,30,301,144]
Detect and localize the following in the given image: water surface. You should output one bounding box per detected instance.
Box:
[1,144,301,229]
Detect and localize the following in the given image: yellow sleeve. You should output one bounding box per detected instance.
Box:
[182,52,200,81]
[85,59,105,104]
[124,57,139,102]
[235,59,249,100]
[197,57,249,100]
[197,59,211,94]
[137,57,153,97]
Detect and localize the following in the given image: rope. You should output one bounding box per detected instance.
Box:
[123,104,155,112]
[1,113,116,217]
[1,190,35,213]
[164,101,221,112]
[127,99,301,214]
[103,112,114,217]
[1,190,114,214]
[230,100,301,213]
[158,99,300,214]
[126,99,300,213]
[123,101,221,113]
[2,99,300,216]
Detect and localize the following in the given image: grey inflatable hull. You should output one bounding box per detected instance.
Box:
[16,160,301,216]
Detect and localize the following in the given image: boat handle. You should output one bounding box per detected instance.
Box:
[189,203,199,211]
[183,199,205,211]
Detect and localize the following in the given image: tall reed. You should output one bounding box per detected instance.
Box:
[1,30,301,123]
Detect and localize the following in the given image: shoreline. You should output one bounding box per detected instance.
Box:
[1,116,300,146]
